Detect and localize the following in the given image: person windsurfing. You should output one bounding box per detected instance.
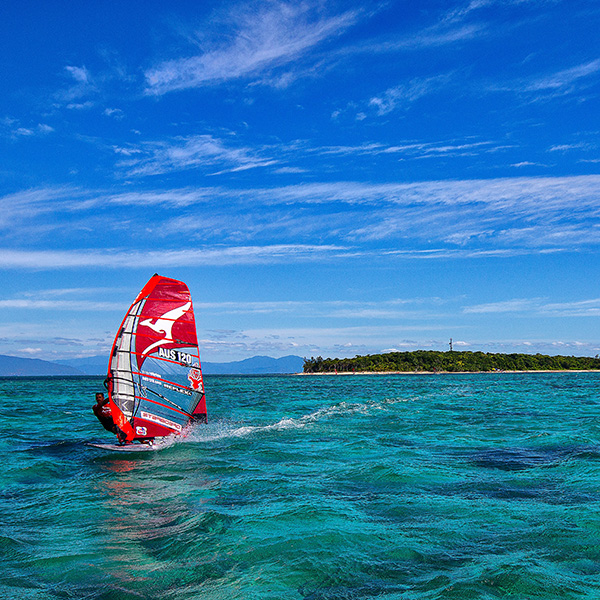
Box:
[91,274,207,448]
[92,392,117,434]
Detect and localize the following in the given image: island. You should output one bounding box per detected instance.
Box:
[303,350,600,374]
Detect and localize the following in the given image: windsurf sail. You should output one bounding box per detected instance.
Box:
[105,274,207,443]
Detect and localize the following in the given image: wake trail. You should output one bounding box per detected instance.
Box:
[183,396,413,444]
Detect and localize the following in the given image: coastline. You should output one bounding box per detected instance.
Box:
[297,369,600,376]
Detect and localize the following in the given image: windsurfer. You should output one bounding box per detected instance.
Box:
[92,392,117,434]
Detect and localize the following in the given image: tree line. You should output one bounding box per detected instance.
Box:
[303,350,600,373]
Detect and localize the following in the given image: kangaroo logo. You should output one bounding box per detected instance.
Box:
[188,367,203,391]
[140,301,191,357]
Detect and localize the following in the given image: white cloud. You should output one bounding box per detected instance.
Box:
[104,188,218,207]
[0,186,85,230]
[339,21,485,59]
[491,58,600,100]
[548,143,589,152]
[273,166,307,174]
[524,59,600,92]
[0,245,352,270]
[368,75,452,116]
[192,297,447,320]
[0,299,122,310]
[104,107,124,119]
[540,298,600,317]
[247,175,600,216]
[145,2,359,94]
[65,65,91,84]
[55,65,97,105]
[311,139,499,159]
[1,116,55,139]
[25,286,123,298]
[463,298,539,314]
[117,134,278,176]
[3,174,600,257]
[464,297,600,317]
[66,101,94,110]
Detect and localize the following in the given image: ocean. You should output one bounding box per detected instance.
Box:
[1,373,600,599]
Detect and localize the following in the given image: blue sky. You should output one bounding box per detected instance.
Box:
[1,0,600,363]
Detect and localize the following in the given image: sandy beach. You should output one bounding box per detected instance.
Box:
[298,370,600,375]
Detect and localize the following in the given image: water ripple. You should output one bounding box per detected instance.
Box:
[1,373,600,598]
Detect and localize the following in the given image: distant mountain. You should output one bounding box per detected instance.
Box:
[203,355,304,374]
[55,354,305,375]
[55,355,108,376]
[0,354,85,376]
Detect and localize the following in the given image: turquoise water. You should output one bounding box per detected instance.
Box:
[1,373,600,599]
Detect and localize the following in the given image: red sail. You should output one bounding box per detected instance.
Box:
[133,276,198,370]
[106,274,206,444]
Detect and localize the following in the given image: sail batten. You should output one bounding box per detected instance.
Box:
[134,394,190,414]
[114,350,201,369]
[106,274,207,443]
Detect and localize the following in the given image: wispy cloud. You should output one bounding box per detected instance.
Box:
[312,138,501,158]
[541,298,600,317]
[4,174,600,258]
[337,21,485,58]
[510,161,548,167]
[19,347,43,354]
[0,245,353,270]
[102,188,219,207]
[368,74,454,116]
[192,296,446,320]
[523,59,600,92]
[0,186,85,231]
[491,58,600,100]
[243,175,600,212]
[1,117,54,140]
[464,297,600,317]
[116,134,278,176]
[65,65,91,85]
[23,286,125,298]
[51,56,135,113]
[464,298,540,314]
[7,175,600,252]
[333,0,542,69]
[548,142,590,152]
[0,299,121,310]
[460,339,600,357]
[145,2,360,94]
[250,176,600,250]
[103,107,124,119]
[54,65,97,105]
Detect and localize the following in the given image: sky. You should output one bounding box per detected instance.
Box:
[1,0,600,363]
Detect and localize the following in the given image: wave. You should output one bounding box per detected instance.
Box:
[184,396,412,444]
